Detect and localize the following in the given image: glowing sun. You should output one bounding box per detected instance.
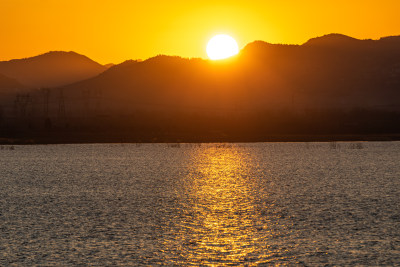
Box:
[207,34,239,60]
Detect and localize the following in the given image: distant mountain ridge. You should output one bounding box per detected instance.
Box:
[57,33,400,115]
[2,34,400,112]
[0,51,106,88]
[2,33,400,142]
[303,33,360,46]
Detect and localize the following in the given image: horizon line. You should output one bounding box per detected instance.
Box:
[1,33,399,65]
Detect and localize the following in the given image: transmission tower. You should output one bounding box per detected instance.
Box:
[42,88,50,118]
[58,88,66,118]
[14,94,32,117]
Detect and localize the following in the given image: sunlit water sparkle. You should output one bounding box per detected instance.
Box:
[0,142,399,265]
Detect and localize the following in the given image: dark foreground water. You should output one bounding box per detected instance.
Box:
[0,142,399,266]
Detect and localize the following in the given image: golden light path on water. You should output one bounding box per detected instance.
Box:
[2,143,400,265]
[164,144,288,265]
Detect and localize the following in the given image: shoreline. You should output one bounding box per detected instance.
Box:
[1,134,400,145]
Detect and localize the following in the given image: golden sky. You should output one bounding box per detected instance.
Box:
[2,0,400,64]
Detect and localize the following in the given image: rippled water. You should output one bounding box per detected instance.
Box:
[1,142,399,265]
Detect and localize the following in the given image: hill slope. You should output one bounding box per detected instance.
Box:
[2,34,400,142]
[61,34,400,114]
[0,51,106,88]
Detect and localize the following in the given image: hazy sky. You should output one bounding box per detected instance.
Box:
[2,0,400,64]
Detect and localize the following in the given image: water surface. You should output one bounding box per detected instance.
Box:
[1,142,399,265]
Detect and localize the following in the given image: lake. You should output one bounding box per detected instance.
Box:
[1,142,399,265]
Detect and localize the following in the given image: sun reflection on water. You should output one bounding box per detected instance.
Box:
[168,144,279,265]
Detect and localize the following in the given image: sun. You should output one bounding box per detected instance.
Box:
[207,34,239,60]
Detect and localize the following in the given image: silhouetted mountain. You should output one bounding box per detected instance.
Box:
[304,33,360,47]
[0,51,106,88]
[103,63,115,69]
[58,34,400,115]
[2,34,400,142]
[62,56,242,115]
[240,35,400,109]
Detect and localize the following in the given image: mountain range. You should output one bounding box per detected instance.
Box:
[1,34,400,142]
[0,51,106,88]
[57,33,400,115]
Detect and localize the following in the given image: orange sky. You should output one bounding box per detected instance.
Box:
[1,0,400,64]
